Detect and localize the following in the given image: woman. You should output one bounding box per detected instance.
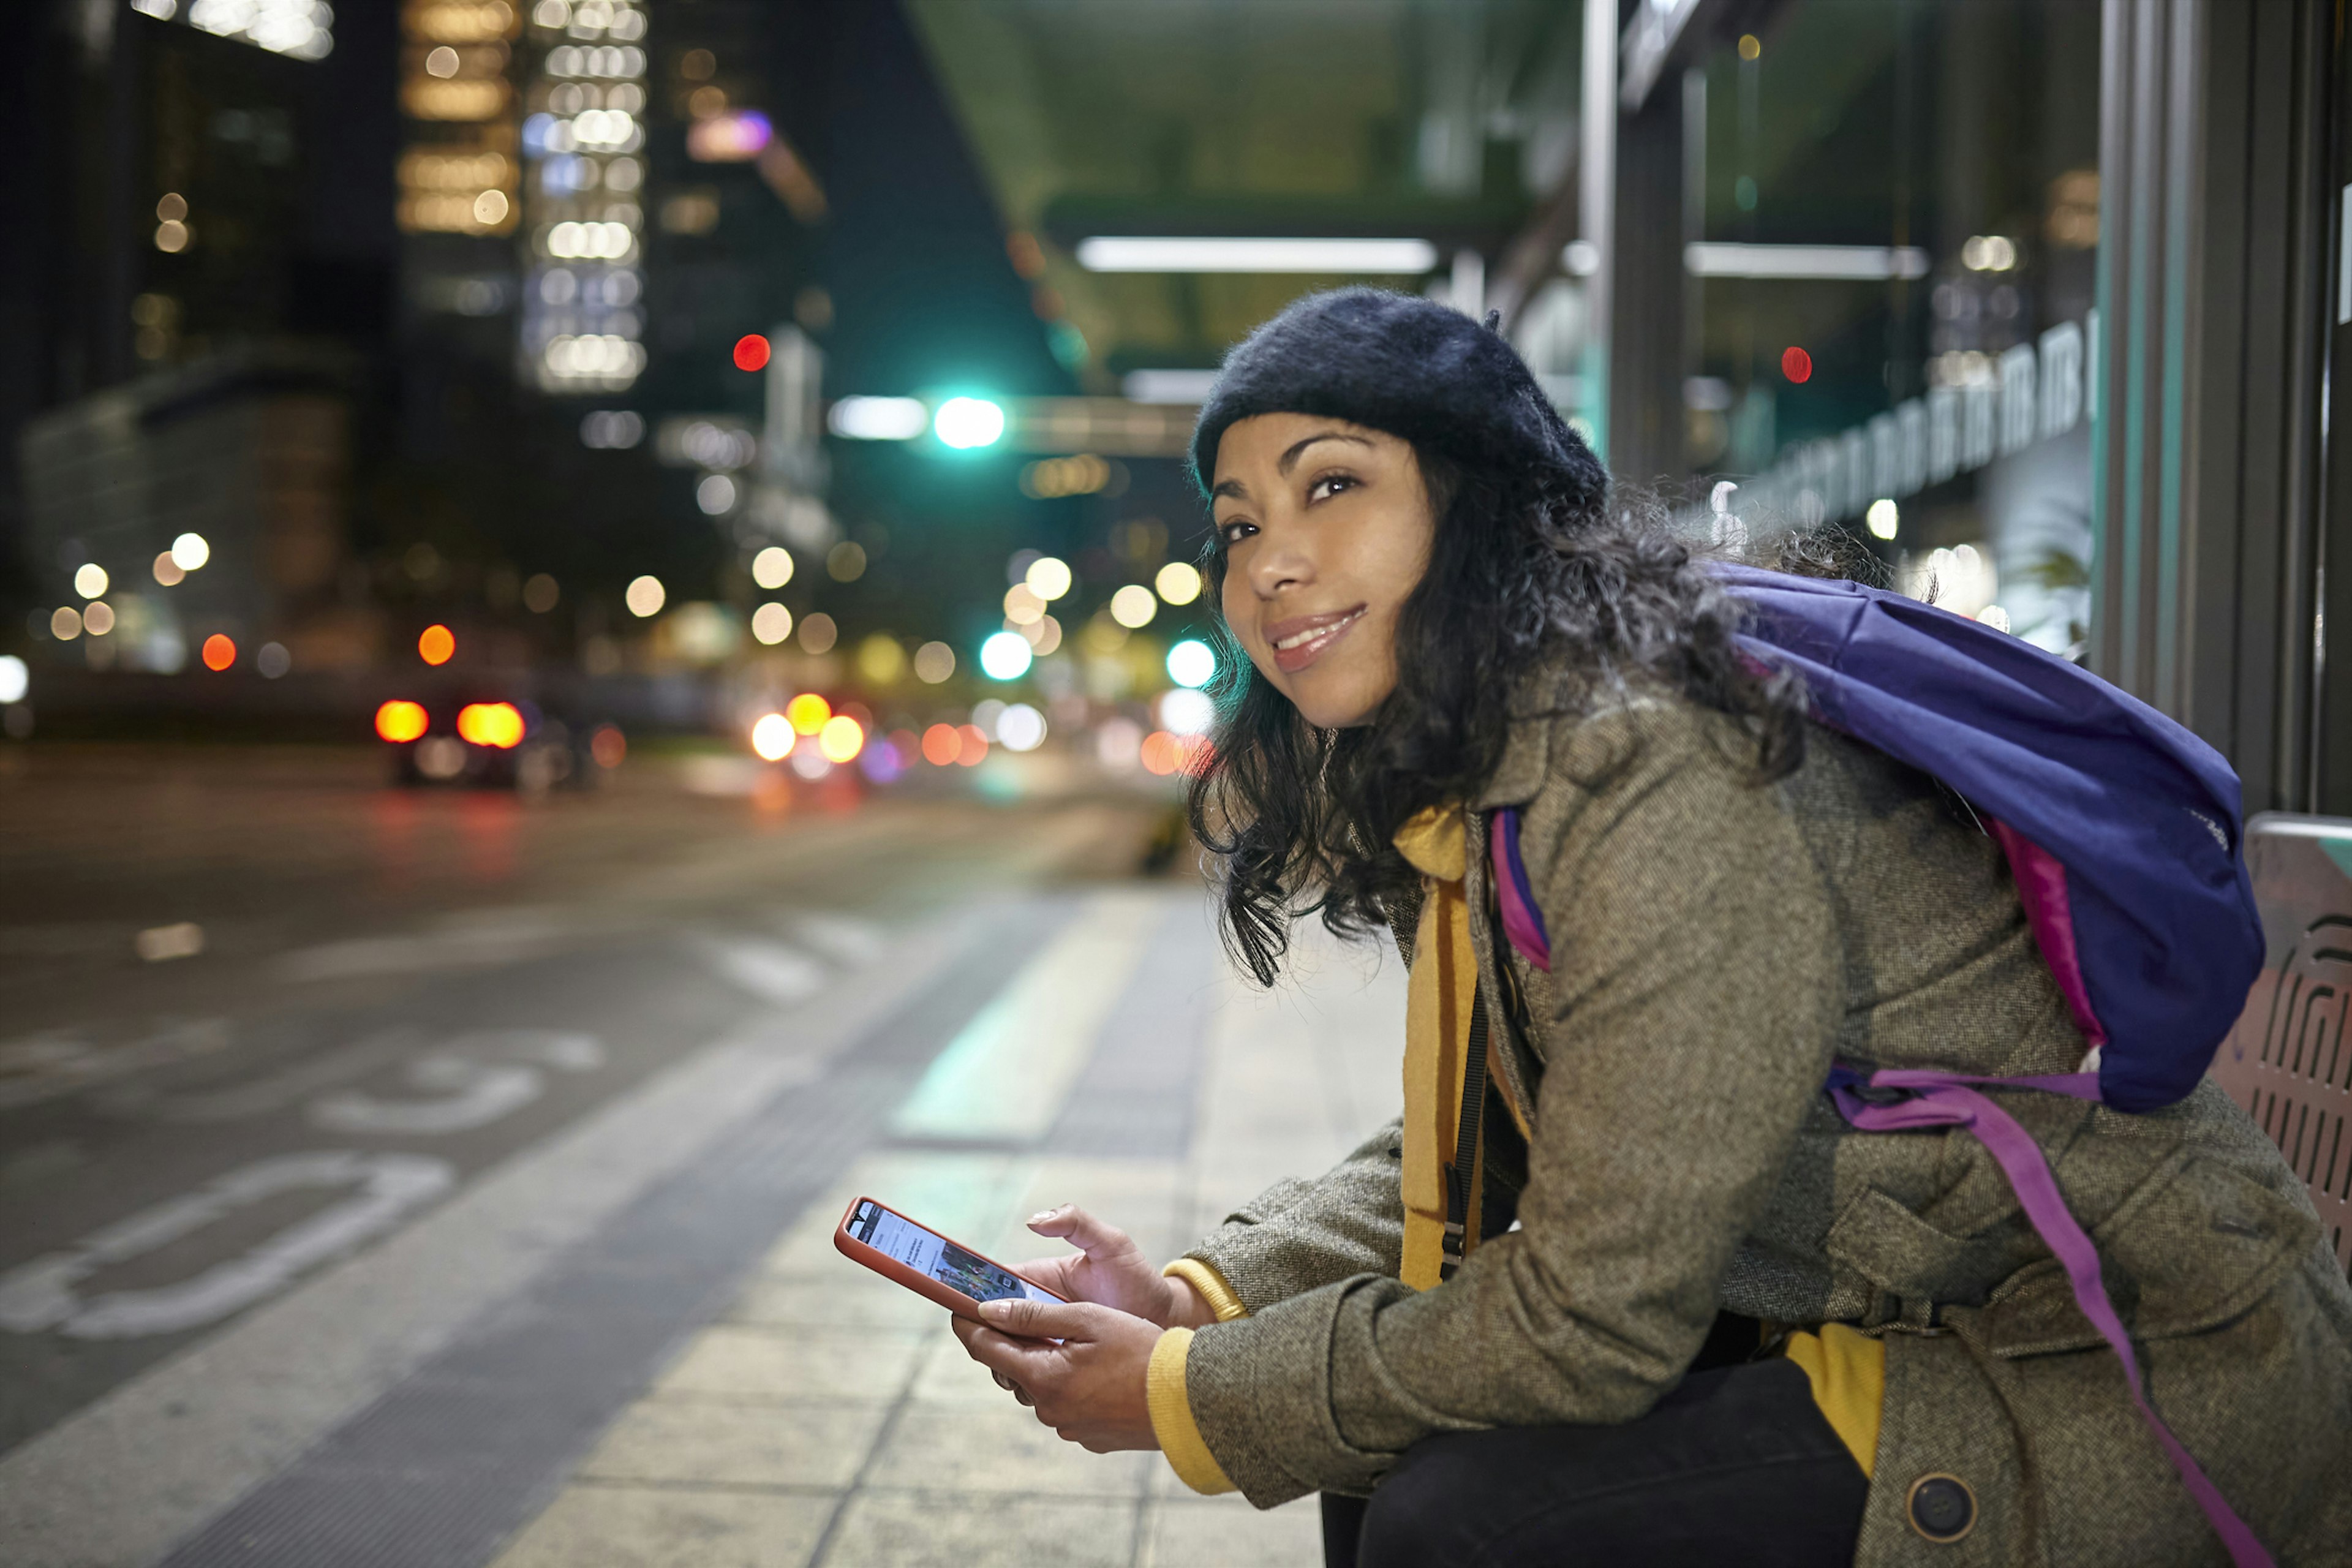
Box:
[951,289,2352,1566]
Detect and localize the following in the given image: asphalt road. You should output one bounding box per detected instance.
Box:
[0,744,1170,1477]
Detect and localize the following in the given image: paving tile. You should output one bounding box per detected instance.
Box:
[489,1483,835,1568]
[818,1490,1137,1568]
[1140,1494,1323,1567]
[655,1325,928,1403]
[864,1400,1152,1497]
[729,1268,944,1325]
[576,1398,893,1490]
[903,1331,1018,1407]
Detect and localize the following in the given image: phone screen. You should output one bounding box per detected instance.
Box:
[848,1199,1058,1305]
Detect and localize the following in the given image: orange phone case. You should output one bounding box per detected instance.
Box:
[833,1194,1067,1317]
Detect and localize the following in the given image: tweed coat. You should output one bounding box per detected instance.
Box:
[1175,677,2352,1566]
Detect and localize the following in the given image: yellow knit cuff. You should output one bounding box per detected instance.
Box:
[1147,1327,1237,1495]
[1163,1257,1249,1322]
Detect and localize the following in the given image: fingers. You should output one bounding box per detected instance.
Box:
[1025,1204,1140,1263]
[977,1295,1101,1342]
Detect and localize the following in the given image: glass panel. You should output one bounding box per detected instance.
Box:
[1689,1,2101,657]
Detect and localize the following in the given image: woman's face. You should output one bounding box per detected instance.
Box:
[1212,413,1435,729]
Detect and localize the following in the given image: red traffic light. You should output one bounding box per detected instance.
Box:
[733,334,772,372]
[1781,345,1813,384]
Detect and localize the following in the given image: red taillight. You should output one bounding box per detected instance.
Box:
[375,699,429,743]
[456,702,524,748]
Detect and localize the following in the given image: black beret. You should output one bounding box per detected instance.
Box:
[1188,287,1605,510]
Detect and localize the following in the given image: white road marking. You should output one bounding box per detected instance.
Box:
[696,934,829,1003]
[308,1030,603,1136]
[0,903,990,1568]
[0,1152,456,1340]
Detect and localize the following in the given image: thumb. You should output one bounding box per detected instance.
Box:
[1026,1204,1140,1262]
[978,1295,1102,1340]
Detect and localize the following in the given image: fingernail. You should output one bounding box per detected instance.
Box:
[1028,1207,1061,1224]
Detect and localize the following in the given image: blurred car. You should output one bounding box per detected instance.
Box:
[374,692,619,791]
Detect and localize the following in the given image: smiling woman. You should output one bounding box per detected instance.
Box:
[948,288,2352,1568]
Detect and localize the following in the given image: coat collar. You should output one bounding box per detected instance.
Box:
[1474,659,1569,810]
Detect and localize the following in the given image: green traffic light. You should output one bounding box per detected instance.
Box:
[932,396,1006,449]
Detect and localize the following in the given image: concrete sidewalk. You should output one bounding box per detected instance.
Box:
[490,891,1406,1568]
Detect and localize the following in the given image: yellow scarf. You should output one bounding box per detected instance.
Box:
[1393,805,1528,1288]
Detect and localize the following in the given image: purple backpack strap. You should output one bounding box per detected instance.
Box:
[1489,809,1551,970]
[1829,1066,2274,1568]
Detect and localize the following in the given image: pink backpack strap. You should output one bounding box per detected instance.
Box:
[1488,809,1550,971]
[1829,1067,2274,1568]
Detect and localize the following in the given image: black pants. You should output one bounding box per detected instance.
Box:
[1320,1359,1866,1568]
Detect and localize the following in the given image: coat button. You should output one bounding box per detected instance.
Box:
[1906,1474,1977,1542]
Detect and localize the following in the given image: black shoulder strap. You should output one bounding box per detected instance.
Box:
[1438,984,1490,1280]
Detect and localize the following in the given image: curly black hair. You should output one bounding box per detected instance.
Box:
[1183,447,1825,987]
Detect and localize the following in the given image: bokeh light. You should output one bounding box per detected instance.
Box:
[956,723,989,765]
[921,723,960,765]
[1140,731,1180,775]
[786,692,832,734]
[750,712,794,760]
[856,634,907,684]
[1155,562,1202,605]
[733,333,771,372]
[860,736,903,783]
[257,642,291,679]
[74,564,108,598]
[979,630,1033,680]
[418,624,456,665]
[82,602,116,636]
[0,655,26,705]
[696,473,737,514]
[456,702,525,748]
[798,612,839,654]
[752,546,794,589]
[524,573,560,611]
[1781,345,1812,383]
[51,606,83,641]
[1158,687,1215,736]
[997,703,1047,752]
[1109,585,1158,628]
[1166,639,1216,688]
[590,725,627,768]
[170,532,211,571]
[752,602,793,645]
[1025,556,1073,600]
[1095,717,1142,769]
[153,551,186,587]
[914,641,956,683]
[625,575,666,616]
[818,714,865,763]
[201,634,236,671]
[1003,584,1046,625]
[932,396,1006,449]
[374,700,429,743]
[1866,498,1899,540]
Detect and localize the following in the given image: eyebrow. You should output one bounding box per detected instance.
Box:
[1210,431,1373,502]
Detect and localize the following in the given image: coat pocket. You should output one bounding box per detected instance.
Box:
[1973,1151,2318,1359]
[1821,1150,2318,1357]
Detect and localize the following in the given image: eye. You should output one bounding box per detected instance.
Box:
[1306,472,1359,503]
[1215,516,1256,548]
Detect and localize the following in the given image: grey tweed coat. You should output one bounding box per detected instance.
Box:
[1177,680,2352,1566]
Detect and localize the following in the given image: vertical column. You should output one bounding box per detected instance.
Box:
[2091,0,2330,812]
[1578,0,1617,462]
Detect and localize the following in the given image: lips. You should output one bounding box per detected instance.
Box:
[1264,606,1366,674]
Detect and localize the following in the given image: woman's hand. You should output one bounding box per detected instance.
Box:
[951,1297,1163,1452]
[1008,1205,1211,1328]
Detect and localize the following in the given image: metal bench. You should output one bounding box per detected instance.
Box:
[2211,813,2352,1276]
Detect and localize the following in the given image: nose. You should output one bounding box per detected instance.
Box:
[1243,533,1313,600]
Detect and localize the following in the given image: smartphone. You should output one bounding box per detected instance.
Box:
[834,1195,1066,1317]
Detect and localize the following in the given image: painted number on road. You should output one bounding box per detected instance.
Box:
[0,1152,454,1339]
[307,1030,603,1134]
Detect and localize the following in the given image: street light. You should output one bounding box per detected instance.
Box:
[933,396,1005,450]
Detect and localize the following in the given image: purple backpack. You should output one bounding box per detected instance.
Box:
[1488,564,2271,1564]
